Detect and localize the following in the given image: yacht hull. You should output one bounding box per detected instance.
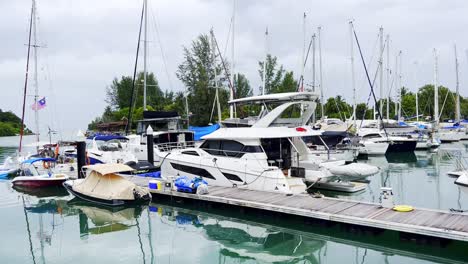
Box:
[386,140,417,152]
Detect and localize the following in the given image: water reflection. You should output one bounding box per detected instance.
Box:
[7,191,467,264]
[152,204,323,263]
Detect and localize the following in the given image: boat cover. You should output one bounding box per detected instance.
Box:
[22,157,56,164]
[327,163,379,177]
[83,164,134,175]
[87,135,129,141]
[73,165,143,200]
[189,123,220,141]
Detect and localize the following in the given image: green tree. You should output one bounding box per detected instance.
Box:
[276,71,297,93]
[258,54,284,94]
[323,96,352,120]
[177,34,228,126]
[234,73,252,99]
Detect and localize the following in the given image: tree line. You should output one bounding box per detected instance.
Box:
[0,109,32,137]
[88,33,468,130]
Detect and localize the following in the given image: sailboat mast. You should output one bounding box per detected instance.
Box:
[19,1,35,153]
[32,0,39,147]
[434,48,439,126]
[312,34,316,92]
[300,13,306,92]
[262,27,268,95]
[143,0,148,110]
[229,0,236,118]
[211,32,221,123]
[349,21,356,127]
[413,61,419,122]
[378,27,384,120]
[318,26,324,118]
[398,51,402,120]
[385,34,390,120]
[454,44,460,123]
[394,54,398,117]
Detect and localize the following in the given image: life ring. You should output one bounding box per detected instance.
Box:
[393,205,414,212]
[54,145,60,158]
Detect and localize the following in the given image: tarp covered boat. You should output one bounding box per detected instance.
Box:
[63,164,151,206]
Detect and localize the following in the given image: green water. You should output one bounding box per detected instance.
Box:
[1,137,468,263]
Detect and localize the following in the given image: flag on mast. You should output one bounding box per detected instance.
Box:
[31,97,46,110]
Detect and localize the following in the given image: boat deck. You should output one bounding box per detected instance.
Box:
[127,176,468,242]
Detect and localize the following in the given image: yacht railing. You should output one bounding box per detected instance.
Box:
[155,141,196,152]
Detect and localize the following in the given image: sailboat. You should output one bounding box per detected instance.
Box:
[433,48,464,143]
[1,0,41,177]
[125,0,194,166]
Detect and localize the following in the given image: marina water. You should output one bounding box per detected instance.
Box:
[1,136,467,263]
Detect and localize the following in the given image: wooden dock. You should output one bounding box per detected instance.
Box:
[128,176,468,243]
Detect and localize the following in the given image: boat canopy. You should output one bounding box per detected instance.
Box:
[72,169,138,201]
[83,164,134,175]
[189,123,220,141]
[228,92,319,105]
[88,135,129,141]
[202,127,322,140]
[22,157,56,164]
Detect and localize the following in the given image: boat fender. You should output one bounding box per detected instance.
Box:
[393,205,414,212]
[43,161,51,169]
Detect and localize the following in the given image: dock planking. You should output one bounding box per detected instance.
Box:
[128,177,468,242]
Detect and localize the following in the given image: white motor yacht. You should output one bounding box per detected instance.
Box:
[85,135,138,165]
[159,92,379,193]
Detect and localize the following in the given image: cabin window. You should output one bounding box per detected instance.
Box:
[221,140,244,157]
[362,134,381,139]
[201,140,252,158]
[242,145,263,153]
[181,150,199,156]
[200,140,222,155]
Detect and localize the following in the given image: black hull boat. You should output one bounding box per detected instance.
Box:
[386,140,417,153]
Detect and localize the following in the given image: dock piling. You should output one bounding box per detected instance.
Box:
[146,125,154,165]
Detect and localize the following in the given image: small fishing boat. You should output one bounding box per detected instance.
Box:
[11,158,69,187]
[63,164,151,206]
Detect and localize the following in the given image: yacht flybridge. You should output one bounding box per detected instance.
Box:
[222,92,318,128]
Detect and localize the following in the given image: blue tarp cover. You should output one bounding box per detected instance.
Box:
[175,176,208,192]
[442,123,461,129]
[189,123,220,141]
[22,157,56,164]
[87,135,128,141]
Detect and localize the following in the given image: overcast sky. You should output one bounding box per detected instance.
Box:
[1,0,467,139]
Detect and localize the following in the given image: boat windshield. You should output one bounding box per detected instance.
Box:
[96,139,125,151]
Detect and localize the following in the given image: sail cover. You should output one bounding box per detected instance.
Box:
[73,165,139,201]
